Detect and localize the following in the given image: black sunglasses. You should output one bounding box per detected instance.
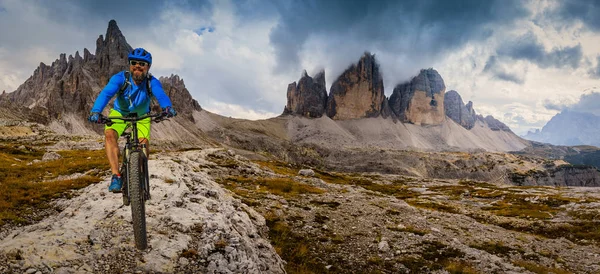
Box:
[129,60,148,67]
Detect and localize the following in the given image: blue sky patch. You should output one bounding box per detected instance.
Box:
[194,26,215,36]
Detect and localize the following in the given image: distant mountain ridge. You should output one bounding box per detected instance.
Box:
[283,52,512,133]
[524,110,600,147]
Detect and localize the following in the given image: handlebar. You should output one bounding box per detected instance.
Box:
[99,113,168,126]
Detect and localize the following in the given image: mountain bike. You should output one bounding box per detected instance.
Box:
[101,112,168,250]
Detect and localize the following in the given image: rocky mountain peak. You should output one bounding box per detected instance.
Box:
[326,52,392,120]
[95,19,132,79]
[301,69,308,78]
[157,74,202,120]
[466,101,475,115]
[314,70,325,85]
[83,48,92,62]
[524,110,600,146]
[389,68,446,125]
[477,115,512,132]
[444,90,476,129]
[283,70,328,118]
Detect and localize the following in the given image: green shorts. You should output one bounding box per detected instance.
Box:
[104,109,152,140]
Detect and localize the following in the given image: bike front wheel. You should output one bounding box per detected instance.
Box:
[128,151,147,250]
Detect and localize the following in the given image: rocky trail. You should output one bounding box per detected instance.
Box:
[1,146,600,274]
[0,149,285,274]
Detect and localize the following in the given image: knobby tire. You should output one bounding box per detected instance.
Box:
[129,151,147,250]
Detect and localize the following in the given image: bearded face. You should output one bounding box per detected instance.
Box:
[129,60,150,82]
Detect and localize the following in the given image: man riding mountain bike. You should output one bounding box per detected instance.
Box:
[88,48,177,193]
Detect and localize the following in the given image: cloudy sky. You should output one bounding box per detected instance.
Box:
[1,0,599,135]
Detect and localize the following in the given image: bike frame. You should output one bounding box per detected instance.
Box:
[106,113,165,203]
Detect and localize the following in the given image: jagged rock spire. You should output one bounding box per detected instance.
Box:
[95,19,132,81]
[283,70,328,118]
[325,52,389,120]
[158,74,202,120]
[444,90,476,129]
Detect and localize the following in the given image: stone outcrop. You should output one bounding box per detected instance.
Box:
[477,115,512,132]
[283,70,328,118]
[326,52,392,120]
[510,165,600,187]
[444,90,476,129]
[157,74,202,120]
[443,90,511,132]
[0,20,201,133]
[389,68,446,125]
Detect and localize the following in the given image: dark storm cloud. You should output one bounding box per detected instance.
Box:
[483,56,524,84]
[269,0,530,74]
[31,0,213,29]
[497,32,583,69]
[555,0,600,32]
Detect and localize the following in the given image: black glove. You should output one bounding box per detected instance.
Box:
[163,106,177,118]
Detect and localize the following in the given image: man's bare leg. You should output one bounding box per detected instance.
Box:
[105,129,120,175]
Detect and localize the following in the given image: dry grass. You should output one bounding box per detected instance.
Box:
[483,193,576,220]
[180,249,198,259]
[398,241,466,272]
[469,241,524,256]
[263,211,326,273]
[315,170,422,199]
[0,146,108,225]
[255,160,300,176]
[445,260,479,274]
[406,198,461,214]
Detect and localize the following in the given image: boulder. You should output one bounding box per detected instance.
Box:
[298,169,315,177]
[42,152,62,161]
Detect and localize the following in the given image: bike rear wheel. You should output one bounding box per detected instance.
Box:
[128,151,147,250]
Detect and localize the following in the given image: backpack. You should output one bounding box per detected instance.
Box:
[118,71,157,112]
[118,70,153,97]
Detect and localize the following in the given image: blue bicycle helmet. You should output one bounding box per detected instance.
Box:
[128,48,152,65]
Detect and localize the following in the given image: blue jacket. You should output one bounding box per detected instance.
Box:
[91,71,172,116]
